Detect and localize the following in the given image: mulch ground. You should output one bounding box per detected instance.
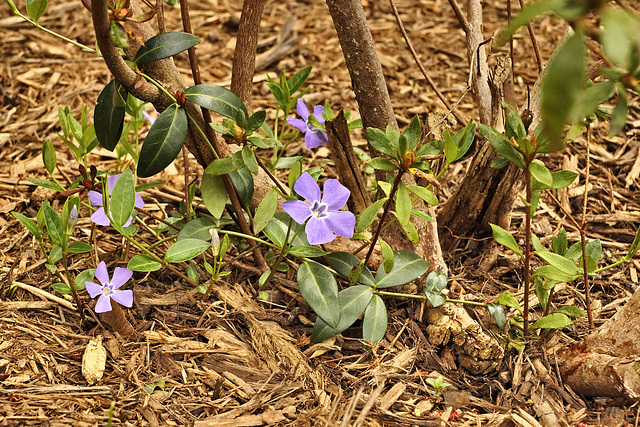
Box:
[1,0,640,425]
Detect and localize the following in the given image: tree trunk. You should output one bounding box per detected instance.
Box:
[557,289,640,398]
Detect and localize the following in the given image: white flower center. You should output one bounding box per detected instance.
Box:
[310,201,328,218]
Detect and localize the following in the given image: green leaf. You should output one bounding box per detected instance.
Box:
[532,312,572,329]
[246,110,266,132]
[541,30,586,149]
[134,32,200,65]
[375,250,429,289]
[379,239,394,274]
[494,291,522,313]
[490,223,522,257]
[52,282,71,295]
[288,245,328,258]
[128,254,163,272]
[241,145,258,174]
[274,156,304,170]
[486,303,507,329]
[177,216,218,241]
[297,261,340,328]
[601,7,638,69]
[362,295,388,344]
[356,198,387,233]
[109,169,136,227]
[552,227,568,256]
[569,81,615,124]
[42,202,64,247]
[624,225,640,262]
[26,0,47,23]
[479,124,525,169]
[201,172,227,219]
[325,251,376,287]
[184,84,248,121]
[424,290,447,308]
[67,242,94,254]
[529,160,553,188]
[536,251,580,276]
[367,158,398,171]
[42,140,57,175]
[533,265,579,283]
[553,306,585,318]
[424,270,447,292]
[404,116,421,150]
[407,185,438,206]
[311,285,373,343]
[138,104,187,178]
[401,221,418,243]
[253,189,278,233]
[94,80,126,151]
[11,211,41,240]
[263,212,308,249]
[504,103,526,139]
[228,167,254,207]
[394,182,412,226]
[74,268,95,291]
[443,129,457,164]
[366,127,395,158]
[534,276,550,312]
[165,238,210,263]
[288,66,312,94]
[609,90,628,137]
[204,151,245,176]
[551,170,578,189]
[29,178,65,192]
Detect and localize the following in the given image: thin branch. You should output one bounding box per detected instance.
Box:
[389,0,466,126]
[90,0,163,103]
[447,0,470,35]
[581,124,594,329]
[518,0,543,72]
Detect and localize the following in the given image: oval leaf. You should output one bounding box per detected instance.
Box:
[26,0,47,23]
[375,250,429,289]
[356,198,387,233]
[67,242,94,254]
[362,295,388,344]
[297,261,339,328]
[311,285,374,343]
[165,238,210,263]
[134,32,200,65]
[184,84,247,120]
[486,303,507,329]
[253,189,278,233]
[201,172,227,219]
[228,167,254,207]
[288,245,328,258]
[94,80,126,151]
[12,211,41,239]
[395,182,412,226]
[42,202,63,247]
[128,254,163,272]
[325,251,376,287]
[177,216,218,241]
[532,312,572,329]
[490,223,522,257]
[138,104,187,178]
[110,169,136,227]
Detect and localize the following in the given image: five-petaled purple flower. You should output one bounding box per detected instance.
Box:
[282,172,355,245]
[85,261,134,313]
[286,99,329,149]
[88,174,145,226]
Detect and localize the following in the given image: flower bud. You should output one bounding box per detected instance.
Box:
[209,228,220,257]
[68,205,78,230]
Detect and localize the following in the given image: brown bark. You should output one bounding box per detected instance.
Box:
[558,289,640,398]
[325,0,446,274]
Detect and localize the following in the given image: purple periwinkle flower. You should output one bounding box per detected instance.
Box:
[85,261,134,313]
[88,174,145,227]
[282,172,355,245]
[286,99,329,149]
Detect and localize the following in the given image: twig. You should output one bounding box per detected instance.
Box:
[446,0,470,35]
[12,281,77,311]
[581,124,594,329]
[518,0,543,72]
[389,0,466,126]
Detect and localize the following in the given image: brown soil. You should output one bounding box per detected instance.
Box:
[1,0,640,425]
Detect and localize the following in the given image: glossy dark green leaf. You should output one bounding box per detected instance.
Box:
[479,124,525,169]
[325,251,376,287]
[177,216,218,241]
[541,30,586,150]
[94,80,125,151]
[288,66,312,94]
[42,202,64,247]
[204,151,245,176]
[311,285,373,343]
[367,158,398,171]
[486,303,507,329]
[109,169,136,227]
[288,245,328,258]
[134,32,200,65]
[241,145,258,174]
[375,250,430,289]
[228,167,254,207]
[184,84,247,120]
[297,261,339,328]
[66,242,94,254]
[366,127,395,158]
[138,104,187,178]
[404,116,421,150]
[356,198,387,233]
[362,295,388,344]
[42,140,56,174]
[246,110,266,132]
[165,238,210,263]
[263,212,308,249]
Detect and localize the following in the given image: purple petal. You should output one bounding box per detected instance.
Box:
[305,216,336,245]
[110,289,133,308]
[106,174,121,195]
[304,131,328,149]
[88,190,103,207]
[122,215,133,227]
[85,281,103,298]
[282,200,312,225]
[142,110,155,125]
[134,193,145,209]
[295,98,310,121]
[321,179,350,211]
[293,172,321,203]
[287,118,308,133]
[95,294,113,313]
[94,261,110,286]
[91,208,111,226]
[111,267,132,289]
[324,211,356,239]
[313,105,325,124]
